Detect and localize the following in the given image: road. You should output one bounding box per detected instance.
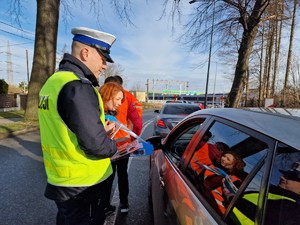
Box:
[0,109,157,225]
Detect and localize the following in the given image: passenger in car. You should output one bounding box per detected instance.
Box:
[202,151,246,214]
[190,138,229,175]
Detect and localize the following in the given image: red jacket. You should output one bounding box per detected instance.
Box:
[124,90,142,136]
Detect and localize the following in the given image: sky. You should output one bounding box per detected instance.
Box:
[0,0,233,94]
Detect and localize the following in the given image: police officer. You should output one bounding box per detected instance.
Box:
[38,27,118,225]
[230,162,300,225]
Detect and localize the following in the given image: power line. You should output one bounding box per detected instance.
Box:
[0,28,34,41]
[0,20,34,35]
[0,41,33,48]
[0,29,33,41]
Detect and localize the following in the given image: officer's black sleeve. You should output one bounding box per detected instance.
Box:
[57,80,117,158]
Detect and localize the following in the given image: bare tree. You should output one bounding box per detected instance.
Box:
[130,82,144,91]
[98,63,125,86]
[167,0,278,107]
[9,0,133,120]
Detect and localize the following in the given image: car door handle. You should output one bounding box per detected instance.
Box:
[159,176,165,188]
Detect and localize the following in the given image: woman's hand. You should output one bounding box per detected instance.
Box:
[222,178,234,200]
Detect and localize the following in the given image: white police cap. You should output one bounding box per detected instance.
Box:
[71,27,116,63]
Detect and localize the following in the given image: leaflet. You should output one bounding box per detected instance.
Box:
[200,164,238,193]
[111,140,154,161]
[105,115,154,161]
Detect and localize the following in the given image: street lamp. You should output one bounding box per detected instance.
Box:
[190,0,215,109]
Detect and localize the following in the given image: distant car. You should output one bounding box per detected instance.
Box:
[165,100,188,103]
[194,102,205,109]
[147,108,300,225]
[153,103,201,138]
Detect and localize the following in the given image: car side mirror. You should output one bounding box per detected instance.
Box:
[154,109,160,113]
[146,136,163,150]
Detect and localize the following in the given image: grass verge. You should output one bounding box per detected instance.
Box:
[0,110,39,139]
[0,110,25,119]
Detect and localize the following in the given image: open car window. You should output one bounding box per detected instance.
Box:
[185,121,270,220]
[166,119,206,165]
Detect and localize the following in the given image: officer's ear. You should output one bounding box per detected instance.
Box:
[80,47,90,61]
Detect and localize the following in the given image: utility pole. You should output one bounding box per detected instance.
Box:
[204,0,215,109]
[26,49,30,84]
[146,79,149,102]
[6,41,13,84]
[152,79,155,101]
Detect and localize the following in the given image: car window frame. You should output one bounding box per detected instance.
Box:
[162,115,213,163]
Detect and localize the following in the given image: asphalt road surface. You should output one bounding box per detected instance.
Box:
[0,109,157,225]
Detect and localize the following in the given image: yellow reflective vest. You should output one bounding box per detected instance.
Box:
[38,71,112,187]
[232,192,296,225]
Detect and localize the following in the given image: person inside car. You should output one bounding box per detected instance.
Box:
[202,151,246,214]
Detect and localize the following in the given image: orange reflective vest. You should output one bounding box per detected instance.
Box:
[190,143,221,175]
[124,90,142,117]
[204,169,241,214]
[114,96,131,147]
[190,142,212,175]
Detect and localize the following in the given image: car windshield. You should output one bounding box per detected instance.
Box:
[162,104,200,115]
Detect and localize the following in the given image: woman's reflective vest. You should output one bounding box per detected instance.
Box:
[114,95,131,147]
[38,71,112,187]
[204,168,241,214]
[113,90,143,147]
[190,143,221,175]
[124,90,142,117]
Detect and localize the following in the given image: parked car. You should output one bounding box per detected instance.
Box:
[165,100,189,103]
[147,108,300,225]
[153,103,201,138]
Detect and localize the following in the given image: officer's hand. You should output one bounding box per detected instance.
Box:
[105,120,116,135]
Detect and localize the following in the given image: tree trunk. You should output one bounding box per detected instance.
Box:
[259,25,265,107]
[227,28,258,107]
[266,23,274,98]
[25,0,60,120]
[271,0,283,97]
[282,0,297,107]
[245,68,249,107]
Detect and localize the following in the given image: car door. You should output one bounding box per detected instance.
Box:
[150,116,214,225]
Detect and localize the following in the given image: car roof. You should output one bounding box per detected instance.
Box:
[189,108,300,150]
